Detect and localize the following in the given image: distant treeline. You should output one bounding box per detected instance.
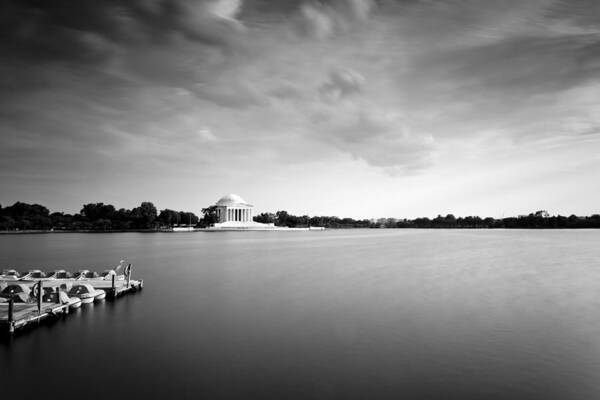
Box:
[255,210,600,229]
[0,201,199,231]
[253,211,372,228]
[1,202,599,231]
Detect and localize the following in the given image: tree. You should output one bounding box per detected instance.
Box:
[158,209,180,227]
[1,202,51,230]
[179,211,199,226]
[130,202,158,229]
[50,212,75,230]
[81,203,116,222]
[275,210,289,227]
[254,212,275,224]
[113,208,132,229]
[200,206,219,227]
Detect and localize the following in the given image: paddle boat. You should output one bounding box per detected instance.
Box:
[46,269,73,280]
[100,269,125,281]
[73,270,99,280]
[19,269,48,280]
[0,284,33,303]
[0,269,22,281]
[67,284,106,304]
[42,287,82,309]
[98,260,130,281]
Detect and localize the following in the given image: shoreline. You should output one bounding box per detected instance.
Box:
[1,227,600,235]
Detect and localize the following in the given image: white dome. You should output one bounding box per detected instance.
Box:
[216,193,250,206]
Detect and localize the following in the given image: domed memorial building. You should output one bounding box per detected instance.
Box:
[215,194,254,224]
[208,193,321,231]
[210,194,277,230]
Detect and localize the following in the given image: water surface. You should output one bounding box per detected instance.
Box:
[1,230,599,399]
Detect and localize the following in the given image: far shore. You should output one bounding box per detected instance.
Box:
[0,229,174,234]
[2,227,600,235]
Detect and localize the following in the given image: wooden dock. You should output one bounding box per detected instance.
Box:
[0,271,143,335]
[0,302,71,334]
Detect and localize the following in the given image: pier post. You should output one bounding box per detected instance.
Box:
[111,274,116,299]
[126,264,131,289]
[8,296,14,324]
[37,280,42,314]
[56,287,61,304]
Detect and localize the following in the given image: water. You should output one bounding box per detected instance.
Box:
[1,229,599,399]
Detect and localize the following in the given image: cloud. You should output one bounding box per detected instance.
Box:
[295,0,374,39]
[298,3,336,39]
[2,0,600,204]
[545,0,600,31]
[445,34,600,96]
[0,0,266,112]
[311,104,435,171]
[392,30,600,148]
[268,82,305,101]
[0,0,248,74]
[310,65,433,172]
[319,68,365,102]
[198,127,218,142]
[192,76,268,108]
[204,0,244,21]
[176,0,246,46]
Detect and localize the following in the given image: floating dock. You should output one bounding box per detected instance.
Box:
[0,270,143,335]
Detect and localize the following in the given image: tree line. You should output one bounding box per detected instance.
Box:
[1,202,599,231]
[253,209,600,229]
[0,201,199,231]
[252,210,373,228]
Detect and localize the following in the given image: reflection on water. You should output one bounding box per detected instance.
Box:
[0,230,599,399]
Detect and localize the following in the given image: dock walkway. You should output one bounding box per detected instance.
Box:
[0,275,143,335]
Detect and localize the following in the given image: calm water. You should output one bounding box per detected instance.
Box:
[1,230,599,399]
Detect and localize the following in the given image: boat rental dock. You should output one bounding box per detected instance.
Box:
[0,266,143,335]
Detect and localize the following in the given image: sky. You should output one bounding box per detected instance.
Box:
[1,0,599,219]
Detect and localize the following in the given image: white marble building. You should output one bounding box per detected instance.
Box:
[215,193,254,223]
[210,194,274,230]
[208,193,320,231]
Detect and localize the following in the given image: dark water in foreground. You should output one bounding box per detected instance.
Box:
[1,230,599,399]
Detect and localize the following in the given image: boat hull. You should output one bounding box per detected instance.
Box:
[69,298,82,309]
[79,296,94,304]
